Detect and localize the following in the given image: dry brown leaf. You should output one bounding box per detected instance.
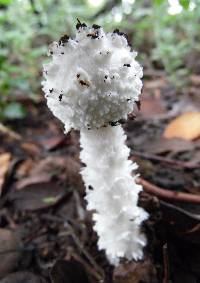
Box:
[190,74,200,86]
[0,123,21,141]
[163,112,200,141]
[15,159,35,179]
[0,153,11,196]
[14,156,83,193]
[39,134,66,151]
[147,137,194,154]
[9,181,68,211]
[21,142,42,156]
[140,93,166,118]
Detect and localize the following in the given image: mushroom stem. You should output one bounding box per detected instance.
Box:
[80,125,148,265]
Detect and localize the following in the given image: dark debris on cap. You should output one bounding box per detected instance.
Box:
[113,29,128,41]
[92,24,101,30]
[76,18,87,30]
[59,35,69,46]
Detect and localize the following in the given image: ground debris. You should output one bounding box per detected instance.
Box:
[113,259,157,283]
[50,259,89,283]
[0,229,21,279]
[0,272,47,283]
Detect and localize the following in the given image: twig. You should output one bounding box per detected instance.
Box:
[162,243,170,283]
[0,123,22,141]
[1,158,24,198]
[72,252,105,283]
[0,243,50,255]
[138,177,200,204]
[65,224,104,278]
[160,200,200,220]
[132,151,200,169]
[144,69,165,77]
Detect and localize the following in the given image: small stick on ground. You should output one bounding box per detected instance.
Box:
[163,243,170,283]
[132,151,200,169]
[138,177,200,204]
[0,123,22,141]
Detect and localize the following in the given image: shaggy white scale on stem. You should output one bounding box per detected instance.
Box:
[80,125,148,265]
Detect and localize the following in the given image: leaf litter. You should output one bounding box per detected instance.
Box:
[0,74,200,282]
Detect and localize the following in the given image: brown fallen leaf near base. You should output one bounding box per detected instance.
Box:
[0,153,11,197]
[9,182,68,211]
[163,112,200,141]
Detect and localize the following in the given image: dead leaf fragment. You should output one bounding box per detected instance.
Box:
[39,135,66,151]
[0,153,11,196]
[164,112,200,141]
[21,142,42,156]
[140,93,166,118]
[15,159,35,179]
[0,229,21,278]
[14,156,83,193]
[190,74,200,86]
[147,137,194,154]
[9,182,68,211]
[0,123,21,141]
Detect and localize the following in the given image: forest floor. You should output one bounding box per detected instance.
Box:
[0,72,200,283]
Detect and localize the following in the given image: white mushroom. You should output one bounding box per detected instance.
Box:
[42,21,148,266]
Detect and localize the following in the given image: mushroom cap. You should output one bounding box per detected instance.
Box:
[42,24,143,133]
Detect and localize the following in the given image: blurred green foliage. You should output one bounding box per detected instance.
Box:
[0,0,200,120]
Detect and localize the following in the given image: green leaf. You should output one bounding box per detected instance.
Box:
[0,0,12,5]
[154,0,166,6]
[42,196,59,204]
[179,0,190,9]
[3,102,27,120]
